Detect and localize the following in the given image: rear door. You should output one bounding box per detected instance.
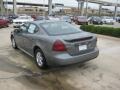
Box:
[22,23,39,55]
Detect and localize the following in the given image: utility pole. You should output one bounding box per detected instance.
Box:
[80,1,84,16]
[99,4,102,17]
[78,1,80,15]
[114,0,118,19]
[48,0,52,15]
[0,0,4,15]
[77,0,85,16]
[13,0,17,15]
[85,0,88,17]
[6,0,8,16]
[43,0,45,16]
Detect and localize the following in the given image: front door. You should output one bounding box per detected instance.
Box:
[14,24,28,49]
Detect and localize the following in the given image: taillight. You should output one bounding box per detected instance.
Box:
[53,40,66,51]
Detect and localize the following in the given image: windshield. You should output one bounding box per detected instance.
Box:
[94,17,101,20]
[40,22,81,35]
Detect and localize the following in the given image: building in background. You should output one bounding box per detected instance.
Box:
[17,6,47,15]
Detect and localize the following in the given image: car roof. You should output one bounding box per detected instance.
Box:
[31,20,62,25]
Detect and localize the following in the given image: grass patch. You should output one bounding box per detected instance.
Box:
[80,25,120,38]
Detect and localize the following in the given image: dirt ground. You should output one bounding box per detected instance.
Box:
[0,25,120,90]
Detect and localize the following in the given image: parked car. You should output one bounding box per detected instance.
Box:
[68,15,74,21]
[13,15,34,28]
[35,16,46,21]
[115,17,120,22]
[60,16,72,23]
[11,20,99,68]
[36,16,60,21]
[31,15,37,20]
[75,16,88,25]
[47,16,60,21]
[73,15,78,22]
[8,14,18,19]
[101,16,115,24]
[8,14,18,23]
[0,16,10,24]
[0,18,9,28]
[88,16,103,25]
[117,17,120,23]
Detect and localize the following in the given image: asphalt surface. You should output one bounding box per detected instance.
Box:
[0,25,120,90]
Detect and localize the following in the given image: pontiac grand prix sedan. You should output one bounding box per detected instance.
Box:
[11,20,99,68]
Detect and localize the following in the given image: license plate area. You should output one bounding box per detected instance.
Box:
[79,45,87,51]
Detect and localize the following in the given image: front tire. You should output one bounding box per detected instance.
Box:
[11,37,17,49]
[35,49,47,69]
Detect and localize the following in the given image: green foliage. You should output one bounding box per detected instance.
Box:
[80,25,120,38]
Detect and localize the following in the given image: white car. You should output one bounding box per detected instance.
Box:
[47,16,60,21]
[60,16,72,23]
[102,16,115,24]
[13,16,34,28]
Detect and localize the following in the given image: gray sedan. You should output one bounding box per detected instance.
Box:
[11,21,99,68]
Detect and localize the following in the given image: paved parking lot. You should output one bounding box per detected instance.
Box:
[0,25,120,90]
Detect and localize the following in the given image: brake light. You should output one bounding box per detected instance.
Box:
[53,40,66,51]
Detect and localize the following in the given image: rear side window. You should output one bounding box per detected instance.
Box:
[27,24,37,34]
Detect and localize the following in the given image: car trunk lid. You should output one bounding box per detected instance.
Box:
[54,32,97,56]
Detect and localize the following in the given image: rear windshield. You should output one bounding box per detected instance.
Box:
[40,22,81,35]
[94,17,101,20]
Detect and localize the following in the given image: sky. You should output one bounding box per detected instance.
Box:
[4,0,120,11]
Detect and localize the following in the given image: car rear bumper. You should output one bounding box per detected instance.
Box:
[46,47,99,66]
[103,21,114,24]
[77,21,88,25]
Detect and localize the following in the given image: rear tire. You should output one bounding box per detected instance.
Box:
[35,48,47,69]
